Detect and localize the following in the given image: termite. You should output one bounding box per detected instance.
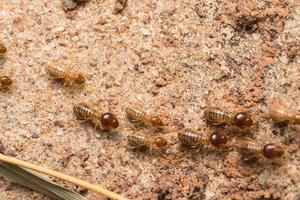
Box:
[235,140,284,160]
[73,102,119,131]
[46,64,86,86]
[0,76,13,87]
[126,135,167,151]
[204,107,253,129]
[125,105,163,130]
[177,130,227,148]
[269,99,300,124]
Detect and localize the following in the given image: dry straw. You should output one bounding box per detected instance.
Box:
[0,153,128,200]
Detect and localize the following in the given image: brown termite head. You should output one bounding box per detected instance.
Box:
[154,137,168,148]
[0,43,6,55]
[210,132,227,147]
[234,112,253,129]
[149,116,164,129]
[0,76,13,86]
[101,112,119,129]
[262,143,284,159]
[73,74,85,84]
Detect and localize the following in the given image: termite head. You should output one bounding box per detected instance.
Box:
[210,132,227,147]
[154,137,167,148]
[149,116,164,129]
[262,143,284,159]
[101,113,119,129]
[0,44,6,55]
[74,74,85,84]
[234,112,253,129]
[0,76,12,86]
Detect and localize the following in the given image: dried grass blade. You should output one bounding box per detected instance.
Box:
[0,162,87,200]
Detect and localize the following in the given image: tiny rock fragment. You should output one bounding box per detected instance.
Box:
[62,0,77,11]
[141,28,151,36]
[96,17,107,26]
[0,141,5,153]
[62,0,90,11]
[149,85,160,95]
[88,51,99,66]
[113,0,127,14]
[286,41,300,62]
[54,120,64,128]
[32,133,40,139]
[142,14,151,24]
[140,53,155,65]
[154,77,168,87]
[133,64,139,71]
[76,149,90,162]
[93,20,107,32]
[195,3,207,18]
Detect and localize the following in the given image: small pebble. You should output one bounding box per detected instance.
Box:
[62,0,77,11]
[32,133,40,139]
[113,0,127,14]
[149,85,160,95]
[133,64,139,71]
[141,28,151,36]
[54,120,64,128]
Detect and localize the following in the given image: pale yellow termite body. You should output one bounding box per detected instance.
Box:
[204,107,233,124]
[125,105,163,129]
[177,130,210,147]
[177,129,227,148]
[235,140,284,160]
[46,64,85,85]
[126,135,167,149]
[73,102,119,130]
[269,100,300,124]
[204,107,253,129]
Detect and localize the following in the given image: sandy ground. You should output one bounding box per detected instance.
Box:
[0,0,299,199]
